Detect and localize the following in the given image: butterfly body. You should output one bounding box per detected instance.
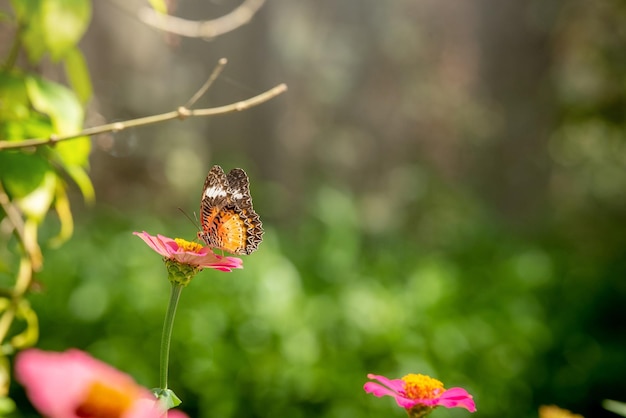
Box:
[198,165,263,255]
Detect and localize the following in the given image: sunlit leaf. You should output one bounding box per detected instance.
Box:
[2,116,55,142]
[16,170,56,222]
[604,400,626,417]
[48,184,74,247]
[10,299,39,350]
[0,72,30,121]
[41,0,91,61]
[23,219,43,270]
[9,0,40,21]
[62,163,95,204]
[25,76,84,135]
[0,353,10,398]
[0,396,16,415]
[12,0,46,62]
[152,388,182,409]
[54,135,90,167]
[63,48,92,104]
[13,0,90,62]
[147,0,168,14]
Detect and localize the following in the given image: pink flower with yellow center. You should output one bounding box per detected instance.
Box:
[364,373,476,418]
[15,348,187,418]
[133,231,242,272]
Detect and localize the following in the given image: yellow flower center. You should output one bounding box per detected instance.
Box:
[402,374,445,400]
[175,238,203,252]
[75,381,138,418]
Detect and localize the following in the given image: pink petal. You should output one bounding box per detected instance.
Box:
[133,232,171,257]
[364,382,417,408]
[134,231,243,272]
[15,349,161,418]
[364,374,416,408]
[366,374,406,394]
[223,257,244,269]
[364,374,476,413]
[16,349,92,417]
[156,235,180,254]
[364,382,399,398]
[437,387,477,412]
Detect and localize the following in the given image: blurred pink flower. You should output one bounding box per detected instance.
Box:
[364,373,476,416]
[133,231,242,272]
[15,348,187,418]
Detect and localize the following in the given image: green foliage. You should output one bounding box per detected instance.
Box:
[11,0,91,62]
[25,76,85,135]
[0,0,93,406]
[3,1,626,418]
[0,2,93,223]
[604,400,626,417]
[24,173,620,418]
[63,48,92,104]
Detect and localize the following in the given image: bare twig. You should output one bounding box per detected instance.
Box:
[0,83,287,151]
[184,58,228,109]
[139,0,266,39]
[0,183,25,245]
[0,184,42,270]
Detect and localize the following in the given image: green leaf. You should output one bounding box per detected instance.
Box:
[64,48,92,103]
[152,388,182,409]
[48,183,74,247]
[604,400,626,417]
[147,0,168,14]
[10,300,39,350]
[15,171,56,222]
[14,0,91,62]
[9,0,41,21]
[25,76,84,135]
[54,135,90,167]
[63,163,95,204]
[41,0,91,61]
[2,116,54,141]
[53,135,93,201]
[0,397,16,416]
[12,0,46,62]
[0,355,13,407]
[0,150,51,198]
[0,72,30,121]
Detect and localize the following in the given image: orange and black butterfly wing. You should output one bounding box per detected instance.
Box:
[226,168,264,255]
[199,165,263,255]
[198,165,230,250]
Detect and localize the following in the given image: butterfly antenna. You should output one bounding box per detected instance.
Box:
[178,208,201,231]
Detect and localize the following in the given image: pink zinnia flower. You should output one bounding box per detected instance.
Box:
[133,231,242,272]
[15,348,187,418]
[364,373,476,417]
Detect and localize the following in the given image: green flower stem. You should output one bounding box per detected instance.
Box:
[160,282,184,390]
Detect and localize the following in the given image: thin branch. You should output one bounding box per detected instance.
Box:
[184,58,228,109]
[0,183,26,249]
[138,0,266,39]
[0,83,287,151]
[0,183,43,271]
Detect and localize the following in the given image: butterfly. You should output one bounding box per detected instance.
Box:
[198,165,263,255]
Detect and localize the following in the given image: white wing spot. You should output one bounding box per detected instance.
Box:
[204,186,227,199]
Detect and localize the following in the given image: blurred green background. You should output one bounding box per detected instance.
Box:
[4,1,626,418]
